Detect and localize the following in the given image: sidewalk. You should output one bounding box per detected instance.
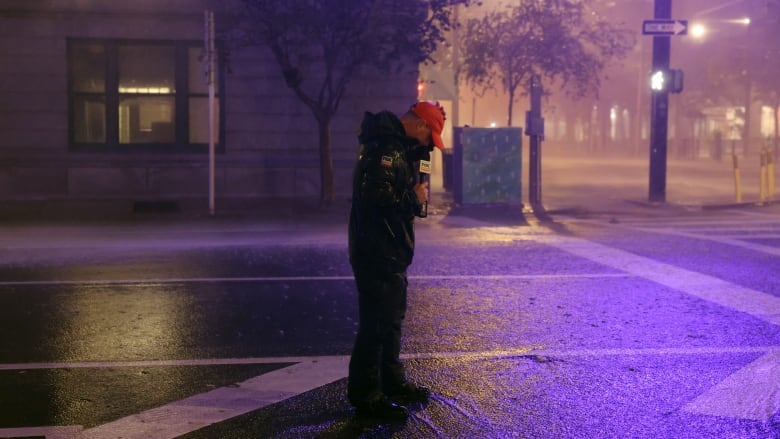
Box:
[538,154,771,213]
[0,154,775,225]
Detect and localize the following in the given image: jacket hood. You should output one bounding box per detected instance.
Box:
[358,111,408,146]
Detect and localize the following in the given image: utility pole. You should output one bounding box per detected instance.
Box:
[648,0,671,203]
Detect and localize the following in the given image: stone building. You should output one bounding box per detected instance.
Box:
[0,0,417,217]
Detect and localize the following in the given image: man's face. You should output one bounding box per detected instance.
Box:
[408,118,433,148]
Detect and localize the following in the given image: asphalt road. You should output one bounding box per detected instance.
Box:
[1,202,780,438]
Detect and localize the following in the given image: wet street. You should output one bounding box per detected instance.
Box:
[1,202,780,438]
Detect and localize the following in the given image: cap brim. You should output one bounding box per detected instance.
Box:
[431,131,445,150]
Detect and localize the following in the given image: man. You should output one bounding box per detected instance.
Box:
[347,101,446,422]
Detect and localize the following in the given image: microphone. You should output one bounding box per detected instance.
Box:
[418,152,431,218]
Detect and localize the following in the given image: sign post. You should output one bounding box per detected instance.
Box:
[205,10,216,215]
[525,74,544,208]
[648,1,673,203]
[643,19,688,36]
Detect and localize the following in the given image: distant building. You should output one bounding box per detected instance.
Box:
[0,0,417,217]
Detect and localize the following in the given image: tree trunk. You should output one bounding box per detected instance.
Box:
[317,116,335,205]
[507,87,515,127]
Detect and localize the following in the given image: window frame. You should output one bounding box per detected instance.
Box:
[67,38,225,153]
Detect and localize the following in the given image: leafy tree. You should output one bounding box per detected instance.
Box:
[751,0,780,155]
[679,0,780,156]
[234,0,475,204]
[459,0,635,126]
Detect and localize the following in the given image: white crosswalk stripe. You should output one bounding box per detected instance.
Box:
[538,214,780,421]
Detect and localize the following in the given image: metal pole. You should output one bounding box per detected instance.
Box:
[528,74,543,207]
[648,0,671,202]
[206,10,216,215]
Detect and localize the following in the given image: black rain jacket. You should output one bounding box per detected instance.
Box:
[348,111,426,273]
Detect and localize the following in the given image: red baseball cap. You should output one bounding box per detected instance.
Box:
[410,101,446,150]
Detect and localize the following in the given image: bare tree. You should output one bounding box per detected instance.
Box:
[234,0,475,204]
[459,0,634,127]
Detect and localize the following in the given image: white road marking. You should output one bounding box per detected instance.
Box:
[540,235,780,327]
[631,227,780,257]
[3,346,779,372]
[3,346,780,436]
[568,212,780,260]
[684,350,780,421]
[4,224,780,430]
[538,234,780,421]
[701,234,780,239]
[0,355,338,371]
[80,356,350,439]
[0,426,82,439]
[569,212,780,262]
[0,273,630,287]
[568,213,780,229]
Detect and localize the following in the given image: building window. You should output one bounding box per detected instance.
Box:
[68,39,223,152]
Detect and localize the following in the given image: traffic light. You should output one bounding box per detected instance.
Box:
[650,69,684,93]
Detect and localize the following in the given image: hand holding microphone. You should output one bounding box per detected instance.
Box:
[414,181,429,203]
[417,152,431,218]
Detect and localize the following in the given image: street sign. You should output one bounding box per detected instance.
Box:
[642,19,688,36]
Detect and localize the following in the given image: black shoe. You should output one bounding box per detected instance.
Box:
[386,382,431,405]
[354,396,409,423]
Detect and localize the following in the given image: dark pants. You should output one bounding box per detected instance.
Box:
[347,267,408,405]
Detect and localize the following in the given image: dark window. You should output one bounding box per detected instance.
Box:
[70,42,106,144]
[68,39,223,152]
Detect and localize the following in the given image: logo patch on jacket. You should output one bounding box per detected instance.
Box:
[381,155,393,167]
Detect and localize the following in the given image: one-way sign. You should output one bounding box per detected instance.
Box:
[643,19,688,35]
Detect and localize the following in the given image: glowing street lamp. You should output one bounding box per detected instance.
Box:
[690,23,706,39]
[688,17,750,42]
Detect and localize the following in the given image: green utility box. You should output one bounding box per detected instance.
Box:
[452,127,523,205]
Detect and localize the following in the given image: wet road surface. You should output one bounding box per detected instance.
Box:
[1,203,780,438]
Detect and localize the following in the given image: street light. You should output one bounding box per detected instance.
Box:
[687,18,750,42]
[684,16,753,157]
[690,23,706,39]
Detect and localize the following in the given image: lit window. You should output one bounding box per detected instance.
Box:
[68,39,223,151]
